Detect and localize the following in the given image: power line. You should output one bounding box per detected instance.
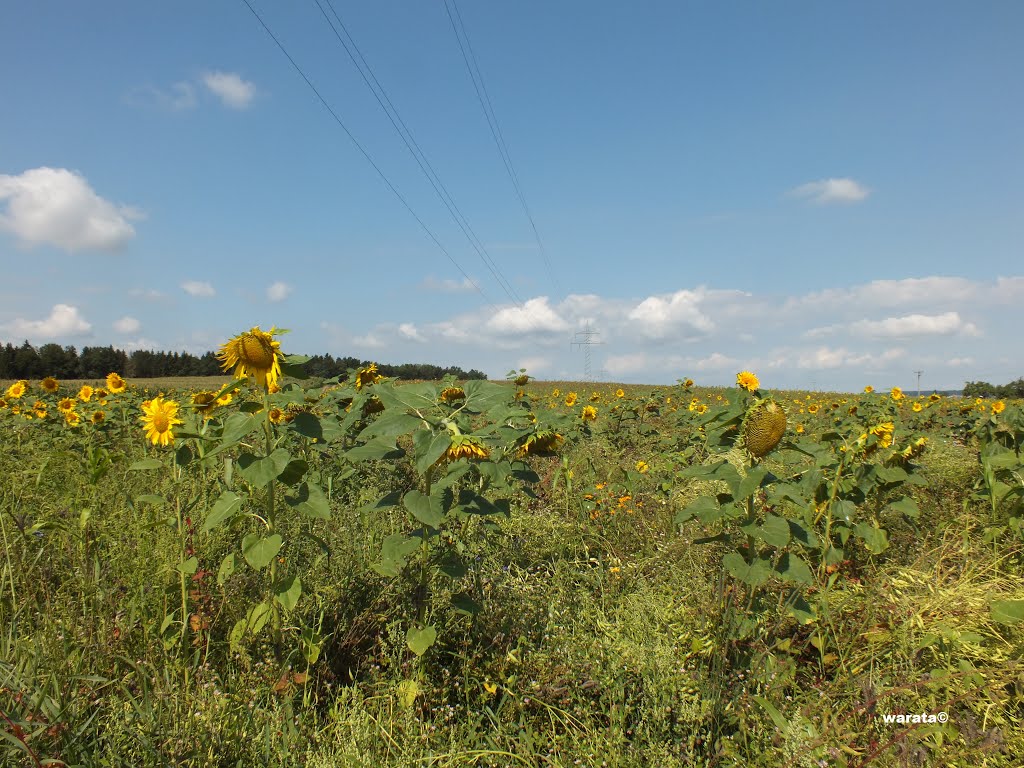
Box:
[315,0,524,305]
[238,0,497,312]
[442,0,562,296]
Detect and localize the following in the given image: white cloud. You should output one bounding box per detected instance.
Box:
[850,311,976,338]
[790,177,870,205]
[351,332,385,349]
[126,82,197,111]
[182,281,215,298]
[5,304,91,340]
[398,322,425,342]
[517,356,551,375]
[0,167,139,252]
[114,337,162,352]
[267,281,292,302]
[420,276,478,293]
[201,71,256,109]
[487,297,569,335]
[627,289,715,339]
[113,316,140,333]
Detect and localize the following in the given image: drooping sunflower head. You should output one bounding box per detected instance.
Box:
[78,385,94,402]
[517,430,563,457]
[736,371,760,392]
[218,326,283,391]
[355,363,383,390]
[741,398,787,458]
[442,434,490,462]
[40,376,59,393]
[439,386,465,404]
[513,374,530,387]
[106,372,127,393]
[191,391,218,419]
[140,396,184,447]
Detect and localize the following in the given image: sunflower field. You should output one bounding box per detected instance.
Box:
[1,327,1022,767]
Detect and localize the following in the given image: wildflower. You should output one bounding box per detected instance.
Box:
[40,376,59,393]
[581,405,598,421]
[218,326,284,390]
[736,371,760,392]
[635,460,649,474]
[78,385,94,402]
[6,380,27,399]
[140,396,184,447]
[106,372,127,393]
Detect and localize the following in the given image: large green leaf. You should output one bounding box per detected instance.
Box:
[273,574,302,611]
[751,514,791,548]
[416,432,451,474]
[736,466,769,501]
[991,600,1024,625]
[775,552,813,584]
[288,412,323,440]
[277,459,309,486]
[373,533,421,577]
[406,624,437,656]
[201,491,243,533]
[218,412,261,446]
[887,496,920,519]
[675,495,722,525]
[129,458,163,471]
[723,552,772,586]
[237,448,291,487]
[853,522,889,554]
[241,533,283,570]
[286,482,331,520]
[405,489,444,528]
[359,412,424,439]
[345,438,405,462]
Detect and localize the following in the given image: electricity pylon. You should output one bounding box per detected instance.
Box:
[570,323,603,382]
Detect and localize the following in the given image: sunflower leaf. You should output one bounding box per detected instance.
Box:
[237,448,291,487]
[241,533,283,570]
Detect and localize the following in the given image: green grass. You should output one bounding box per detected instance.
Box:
[1,383,1021,767]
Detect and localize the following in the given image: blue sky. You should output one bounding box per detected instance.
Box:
[1,1,1021,391]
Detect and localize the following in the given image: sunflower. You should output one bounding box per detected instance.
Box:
[65,410,82,427]
[58,397,75,413]
[440,386,466,404]
[590,392,600,402]
[615,389,625,398]
[564,392,578,407]
[355,363,383,390]
[635,460,649,474]
[807,404,819,414]
[863,386,874,394]
[140,396,183,447]
[513,374,530,387]
[581,405,598,421]
[929,393,941,402]
[34,404,48,419]
[40,376,59,393]
[218,326,283,391]
[268,407,287,425]
[216,391,234,406]
[191,391,218,419]
[106,372,126,393]
[869,422,895,449]
[6,380,27,399]
[78,385,94,402]
[442,434,490,461]
[736,371,760,392]
[518,430,563,457]
[992,401,1006,415]
[912,402,923,413]
[890,387,904,402]
[91,410,106,424]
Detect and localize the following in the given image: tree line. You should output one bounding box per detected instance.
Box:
[0,342,487,382]
[962,377,1024,399]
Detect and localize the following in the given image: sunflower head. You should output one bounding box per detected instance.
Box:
[890,387,904,402]
[191,391,218,419]
[442,434,490,462]
[581,405,598,422]
[518,430,564,457]
[91,410,106,424]
[65,410,82,427]
[106,373,127,394]
[40,376,59,393]
[565,392,578,407]
[218,326,283,391]
[736,371,760,392]
[78,385,94,402]
[6,380,28,399]
[513,374,530,387]
[140,396,184,447]
[355,363,384,390]
[58,397,75,413]
[440,386,466,404]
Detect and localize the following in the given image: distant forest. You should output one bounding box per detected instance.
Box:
[962,378,1024,399]
[0,342,487,382]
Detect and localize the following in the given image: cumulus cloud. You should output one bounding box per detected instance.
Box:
[627,289,715,339]
[181,281,215,297]
[420,276,478,293]
[4,304,91,340]
[267,281,292,302]
[790,177,870,204]
[850,311,978,338]
[487,297,569,335]
[201,71,256,109]
[398,323,425,342]
[114,316,140,333]
[0,167,140,252]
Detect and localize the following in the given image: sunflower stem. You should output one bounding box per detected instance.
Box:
[262,386,281,644]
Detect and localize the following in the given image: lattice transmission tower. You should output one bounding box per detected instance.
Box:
[570,323,604,382]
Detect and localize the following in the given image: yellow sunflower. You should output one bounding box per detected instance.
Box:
[355,363,383,390]
[440,386,466,404]
[890,387,904,402]
[518,430,563,457]
[91,410,106,424]
[58,397,75,413]
[34,404,48,419]
[216,391,234,406]
[191,391,218,419]
[65,410,82,427]
[40,376,59,393]
[736,371,760,392]
[615,389,625,398]
[140,396,184,447]
[635,460,649,473]
[106,372,127,393]
[78,385,94,402]
[912,402,923,413]
[442,434,490,461]
[581,405,598,421]
[929,393,941,402]
[863,385,874,394]
[565,392,578,407]
[6,380,28,399]
[268,407,287,424]
[807,404,819,414]
[217,326,283,391]
[992,401,1006,415]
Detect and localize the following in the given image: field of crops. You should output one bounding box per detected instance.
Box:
[1,329,1022,767]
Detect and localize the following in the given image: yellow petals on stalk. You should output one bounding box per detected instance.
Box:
[65,410,82,427]
[40,377,59,393]
[78,385,93,402]
[518,430,563,457]
[191,391,218,419]
[863,385,874,394]
[615,389,625,398]
[58,398,75,413]
[440,386,465,404]
[736,371,760,392]
[6,380,27,399]
[890,387,904,402]
[564,392,578,407]
[443,435,490,462]
[140,396,183,447]
[581,405,598,421]
[635,460,649,474]
[218,326,283,391]
[91,411,106,425]
[355,363,383,390]
[992,401,1006,415]
[106,372,126,393]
